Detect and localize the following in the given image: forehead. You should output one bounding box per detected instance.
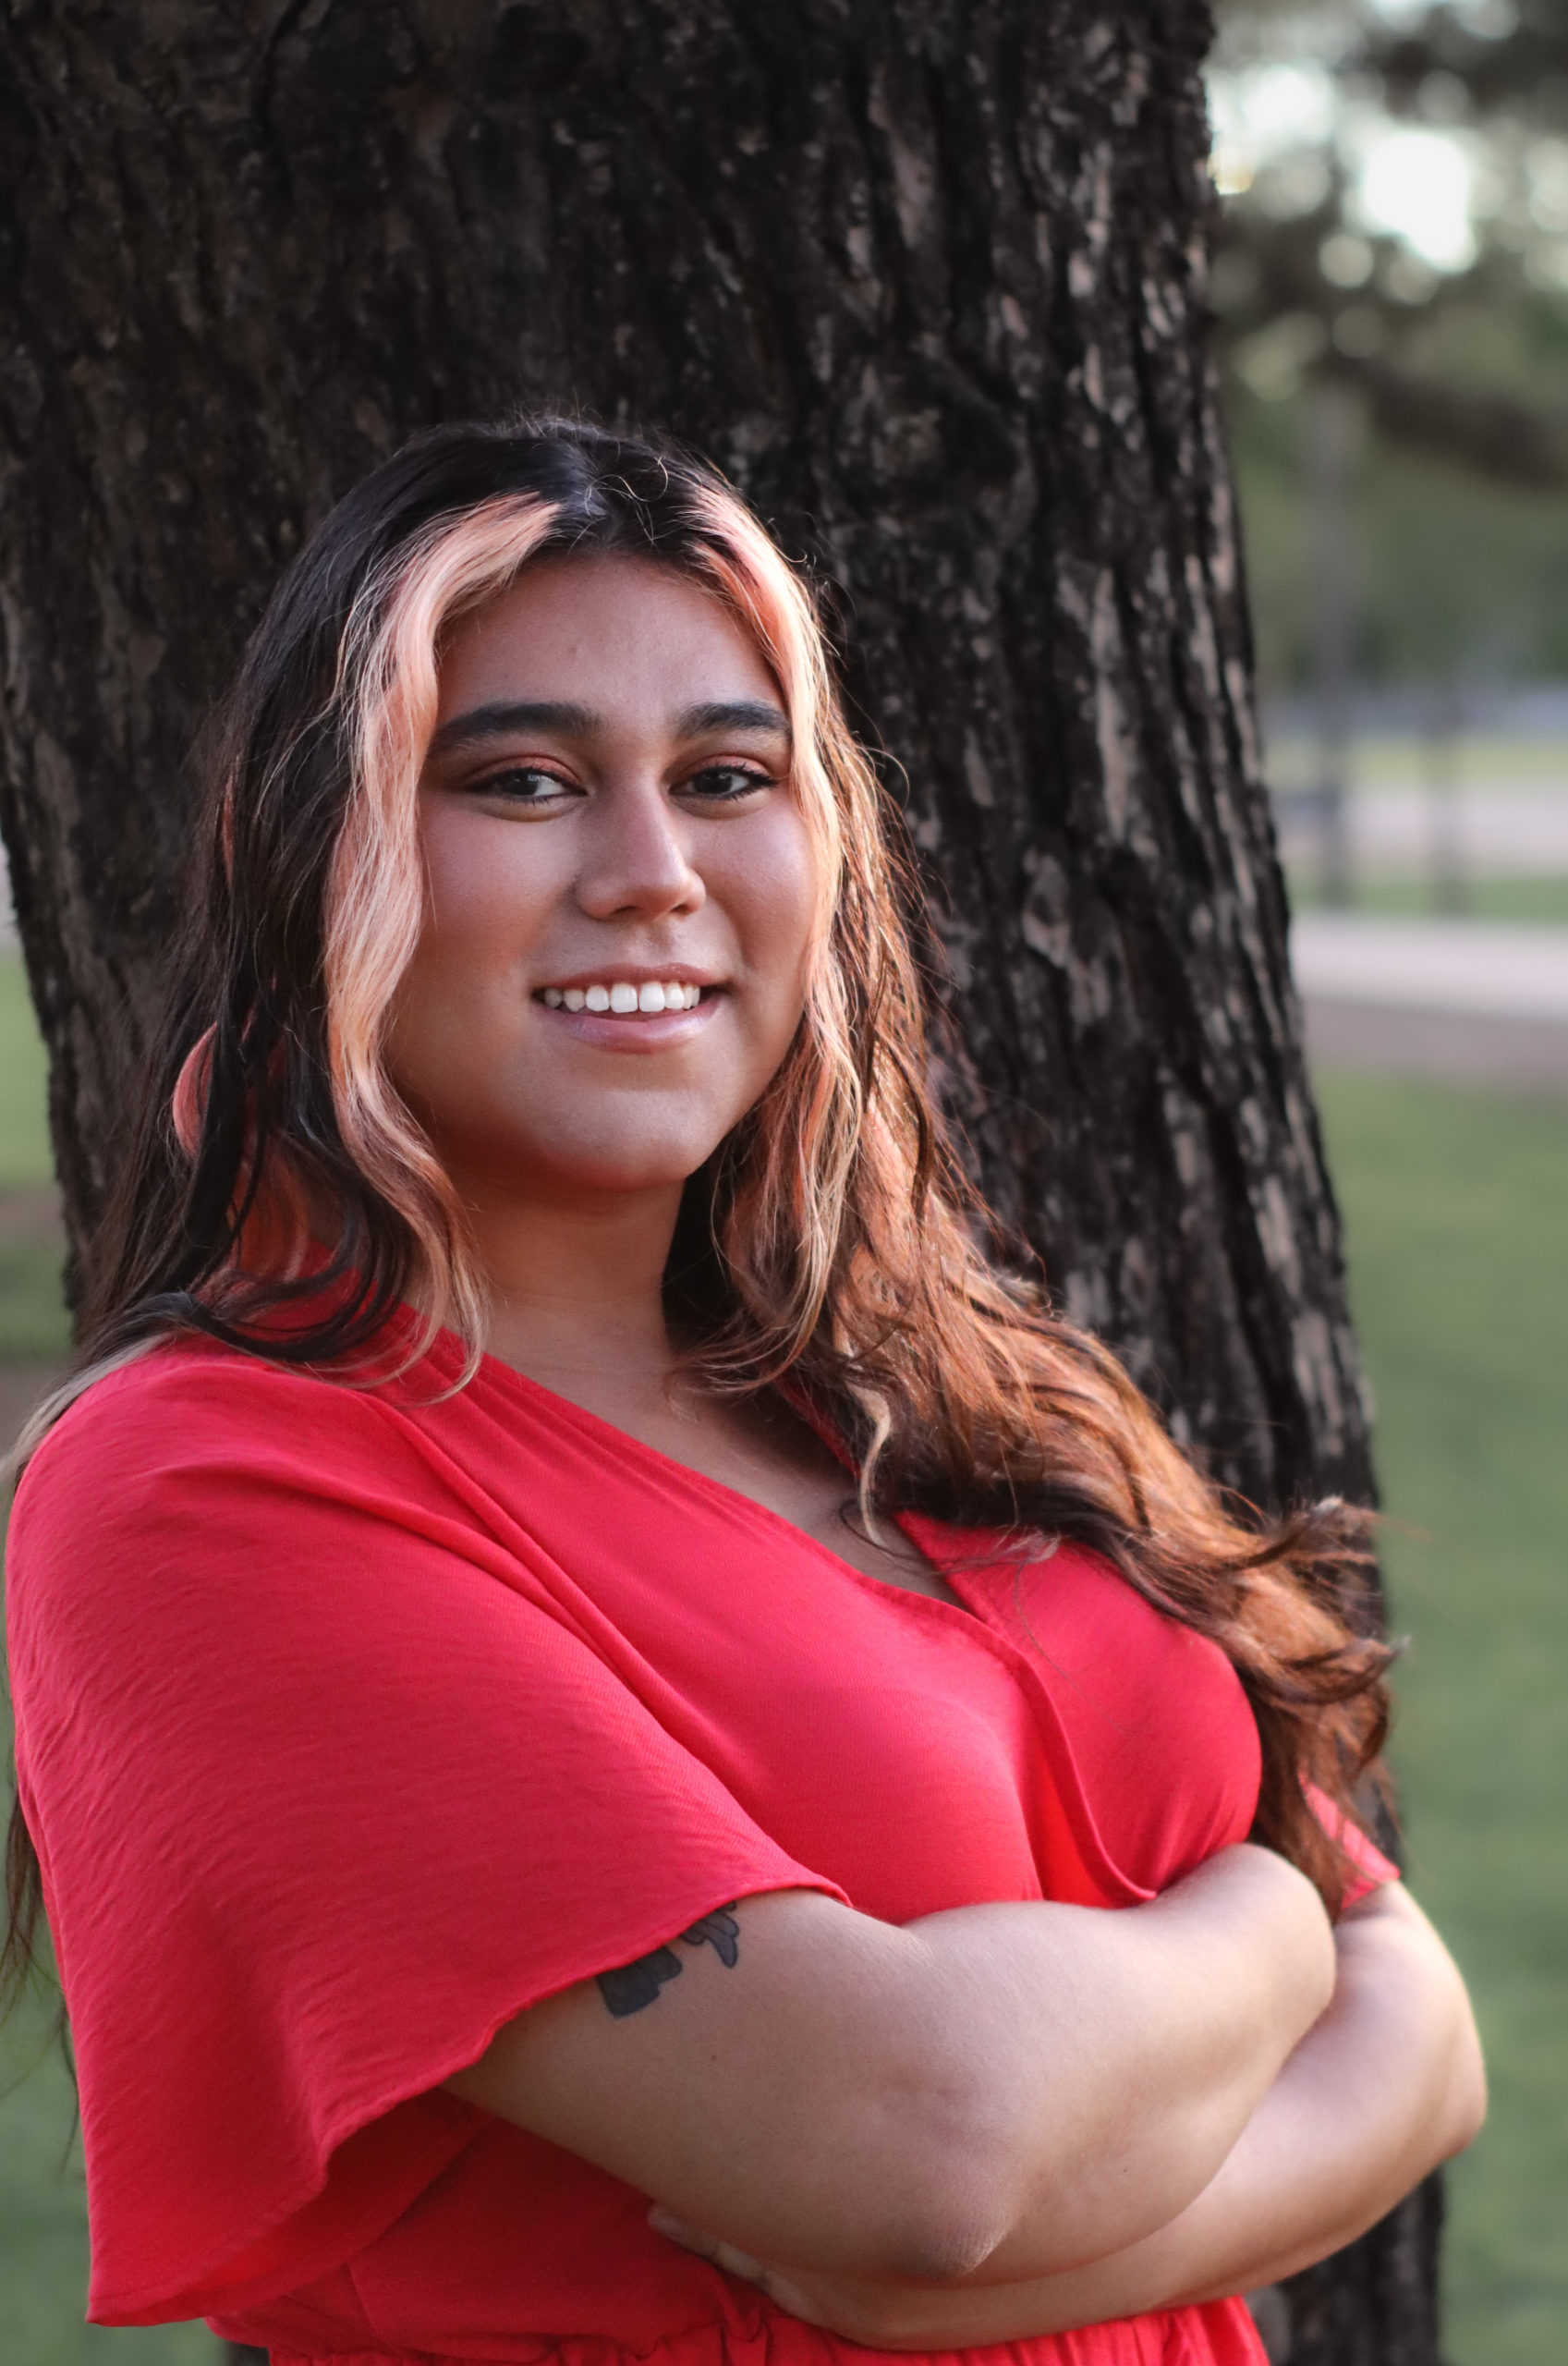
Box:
[433,553,781,723]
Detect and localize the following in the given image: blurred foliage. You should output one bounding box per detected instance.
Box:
[1211,1,1568,690]
[0,2013,216,2365]
[1231,372,1568,690]
[1212,0,1568,458]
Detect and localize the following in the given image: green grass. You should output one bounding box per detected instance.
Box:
[1316,1071,1568,2366]
[1287,872,1568,926]
[0,954,54,1190]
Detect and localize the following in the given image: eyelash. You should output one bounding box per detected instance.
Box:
[684,763,775,801]
[470,762,775,805]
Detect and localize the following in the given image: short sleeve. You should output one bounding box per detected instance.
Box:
[5,1348,840,2325]
[1306,1781,1400,1906]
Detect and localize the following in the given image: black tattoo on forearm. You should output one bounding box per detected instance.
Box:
[597,1905,741,2018]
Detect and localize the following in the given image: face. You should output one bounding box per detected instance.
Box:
[386,553,820,1213]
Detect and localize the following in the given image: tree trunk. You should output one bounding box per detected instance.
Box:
[0,4,1440,2359]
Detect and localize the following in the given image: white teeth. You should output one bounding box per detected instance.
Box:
[545,981,704,1012]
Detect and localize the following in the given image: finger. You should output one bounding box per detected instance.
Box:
[647,2207,722,2259]
[646,2211,771,2289]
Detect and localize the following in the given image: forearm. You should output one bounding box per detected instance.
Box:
[893,1848,1336,2279]
[1121,1882,1485,2305]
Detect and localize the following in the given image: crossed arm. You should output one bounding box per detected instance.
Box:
[444,1840,1480,2322]
[642,1882,1485,2346]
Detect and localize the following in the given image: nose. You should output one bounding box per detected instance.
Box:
[575,778,705,922]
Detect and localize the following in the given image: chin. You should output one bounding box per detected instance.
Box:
[476,1130,722,1202]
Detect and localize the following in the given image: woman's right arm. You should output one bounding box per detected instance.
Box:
[444,1842,1332,2283]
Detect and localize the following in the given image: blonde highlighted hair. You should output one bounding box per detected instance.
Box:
[313,471,907,1394]
[5,420,1390,2019]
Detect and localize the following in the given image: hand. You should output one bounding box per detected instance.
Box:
[649,2211,833,2326]
[648,2209,1000,2349]
[646,2206,1173,2348]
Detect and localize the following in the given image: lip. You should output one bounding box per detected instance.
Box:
[538,995,723,1052]
[535,965,723,994]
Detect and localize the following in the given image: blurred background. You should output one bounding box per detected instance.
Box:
[3,1,1568,2359]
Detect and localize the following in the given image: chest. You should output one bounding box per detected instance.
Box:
[538,1485,1063,1917]
[434,1394,1261,1918]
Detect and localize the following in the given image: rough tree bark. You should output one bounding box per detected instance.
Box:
[0,5,1442,2360]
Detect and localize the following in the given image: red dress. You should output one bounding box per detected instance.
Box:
[6,1326,1392,2366]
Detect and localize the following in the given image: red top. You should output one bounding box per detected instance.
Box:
[6,1327,1394,2366]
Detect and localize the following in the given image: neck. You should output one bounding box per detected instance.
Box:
[459,1177,686,1406]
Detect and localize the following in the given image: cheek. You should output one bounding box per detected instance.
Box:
[386,816,536,1092]
[731,808,823,1014]
[419,809,515,947]
[410,807,555,997]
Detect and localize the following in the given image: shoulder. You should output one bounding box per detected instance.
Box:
[7,1332,454,1603]
[18,1334,387,1497]
[5,1332,531,1733]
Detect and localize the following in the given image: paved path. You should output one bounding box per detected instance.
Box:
[1291,914,1568,1092]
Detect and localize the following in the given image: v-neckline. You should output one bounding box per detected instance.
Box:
[364,1313,1149,1909]
[450,1335,978,1619]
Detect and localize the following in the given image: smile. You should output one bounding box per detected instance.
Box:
[539,981,706,1014]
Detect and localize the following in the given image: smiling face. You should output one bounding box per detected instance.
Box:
[385,554,821,1217]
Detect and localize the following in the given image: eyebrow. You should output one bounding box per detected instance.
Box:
[428,700,594,754]
[675,700,791,739]
[428,696,792,756]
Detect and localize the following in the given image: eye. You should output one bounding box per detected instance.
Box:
[469,765,578,807]
[680,762,775,803]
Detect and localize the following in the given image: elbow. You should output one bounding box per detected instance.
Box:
[1426,1935,1487,2163]
[863,2048,1222,2286]
[858,2070,1025,2285]
[878,2151,1016,2287]
[1441,2014,1489,2160]
[881,2205,1010,2289]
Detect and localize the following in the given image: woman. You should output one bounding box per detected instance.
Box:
[3,419,1482,2366]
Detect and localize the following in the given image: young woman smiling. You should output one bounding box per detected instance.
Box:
[3,421,1482,2366]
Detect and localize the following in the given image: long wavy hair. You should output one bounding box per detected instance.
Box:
[3,416,1390,2016]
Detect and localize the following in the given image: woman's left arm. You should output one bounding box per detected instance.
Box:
[654,1883,1485,2348]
